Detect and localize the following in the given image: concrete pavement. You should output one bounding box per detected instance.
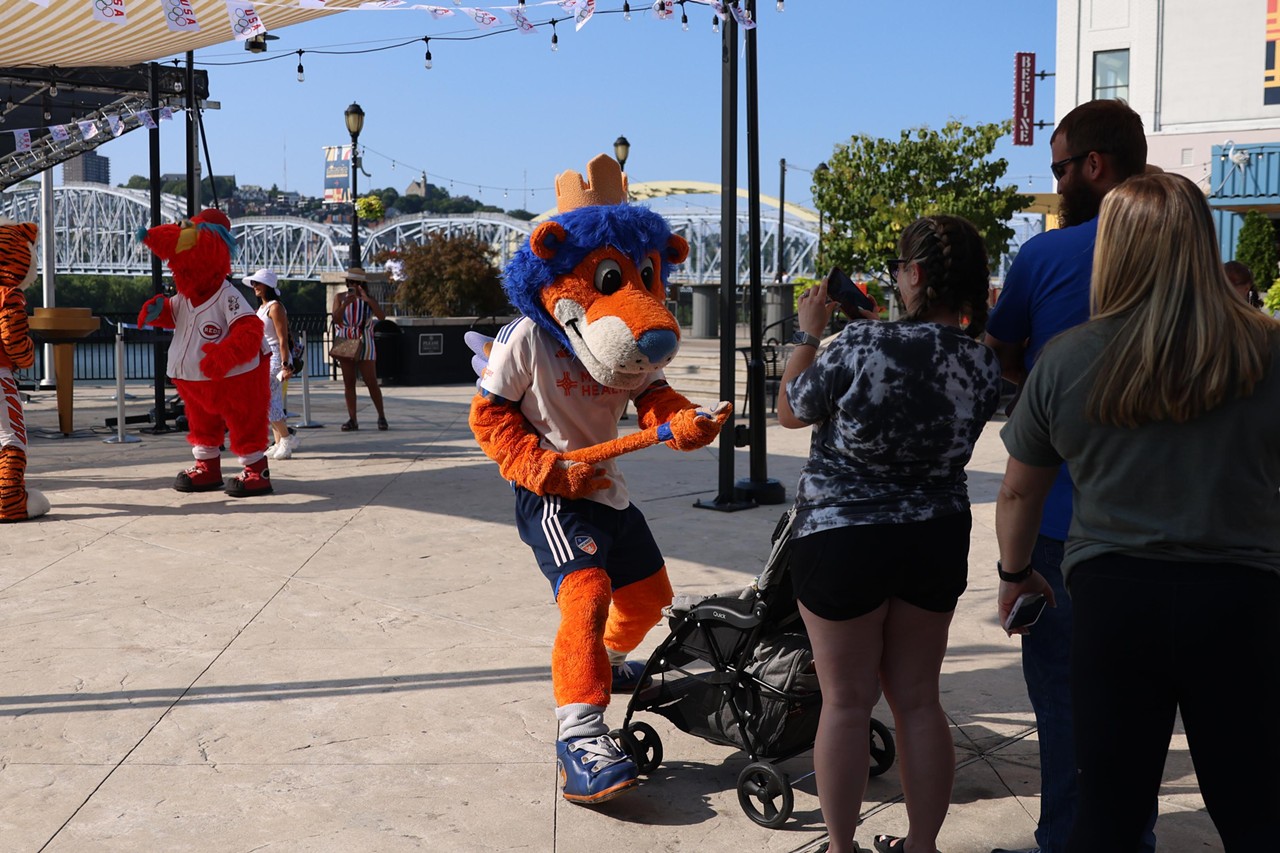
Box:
[0,376,1221,852]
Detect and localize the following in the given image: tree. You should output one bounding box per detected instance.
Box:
[379,233,506,317]
[1236,210,1278,293]
[355,194,385,222]
[120,175,149,190]
[814,120,1033,277]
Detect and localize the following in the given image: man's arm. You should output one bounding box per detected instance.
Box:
[984,332,1028,387]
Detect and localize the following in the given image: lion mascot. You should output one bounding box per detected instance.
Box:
[137,208,272,497]
[469,155,730,804]
[0,219,50,522]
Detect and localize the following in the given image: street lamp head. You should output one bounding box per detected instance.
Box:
[344,102,365,138]
[613,135,631,171]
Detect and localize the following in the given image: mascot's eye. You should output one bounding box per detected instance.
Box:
[595,259,624,295]
[639,257,655,289]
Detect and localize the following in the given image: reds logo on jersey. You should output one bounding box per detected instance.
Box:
[200,322,223,340]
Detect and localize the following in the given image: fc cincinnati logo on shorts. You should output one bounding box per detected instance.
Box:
[200,322,223,340]
[574,535,598,555]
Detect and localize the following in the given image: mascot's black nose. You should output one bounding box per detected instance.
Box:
[636,329,678,364]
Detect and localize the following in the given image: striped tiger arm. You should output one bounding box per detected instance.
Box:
[0,288,34,371]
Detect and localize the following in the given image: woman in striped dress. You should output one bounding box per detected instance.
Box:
[331,268,388,431]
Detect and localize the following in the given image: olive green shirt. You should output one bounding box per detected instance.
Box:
[1001,317,1280,584]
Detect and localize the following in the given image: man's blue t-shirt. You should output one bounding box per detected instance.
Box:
[986,217,1097,540]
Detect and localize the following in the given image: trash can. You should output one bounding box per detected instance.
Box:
[372,319,402,384]
[394,316,513,385]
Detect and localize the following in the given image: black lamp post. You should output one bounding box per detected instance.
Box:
[613,135,630,172]
[344,101,365,268]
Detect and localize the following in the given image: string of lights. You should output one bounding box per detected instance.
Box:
[186,2,770,205]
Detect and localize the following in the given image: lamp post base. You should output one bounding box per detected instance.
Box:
[733,477,786,505]
[693,495,757,513]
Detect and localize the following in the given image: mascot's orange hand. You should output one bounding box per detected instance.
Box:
[540,454,611,499]
[664,401,732,451]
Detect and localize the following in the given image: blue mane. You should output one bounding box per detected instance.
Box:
[504,204,677,350]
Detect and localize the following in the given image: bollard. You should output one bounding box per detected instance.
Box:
[104,322,141,445]
[295,330,323,429]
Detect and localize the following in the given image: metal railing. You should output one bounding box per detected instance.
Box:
[16,312,333,385]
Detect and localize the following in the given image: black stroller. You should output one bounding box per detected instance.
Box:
[610,508,896,828]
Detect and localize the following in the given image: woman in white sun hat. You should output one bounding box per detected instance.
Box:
[245,268,300,459]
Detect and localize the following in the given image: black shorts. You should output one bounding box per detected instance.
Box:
[789,510,972,620]
[513,486,664,598]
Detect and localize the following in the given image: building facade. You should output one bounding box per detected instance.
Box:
[1057,0,1280,257]
[62,151,109,185]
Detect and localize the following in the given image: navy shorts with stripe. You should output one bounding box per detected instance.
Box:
[513,486,664,597]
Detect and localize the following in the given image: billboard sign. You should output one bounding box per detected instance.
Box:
[324,145,351,204]
[1014,52,1036,146]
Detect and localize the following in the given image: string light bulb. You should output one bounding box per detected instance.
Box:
[712,13,719,33]
[48,83,58,97]
[777,0,784,10]
[296,50,305,83]
[423,37,432,70]
[550,19,559,52]
[623,2,631,21]
[680,1,688,30]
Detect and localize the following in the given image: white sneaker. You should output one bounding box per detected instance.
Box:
[275,433,301,459]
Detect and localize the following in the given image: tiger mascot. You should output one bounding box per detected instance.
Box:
[0,219,50,522]
[469,154,730,804]
[136,208,272,497]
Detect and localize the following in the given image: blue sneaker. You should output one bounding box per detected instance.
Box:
[556,735,638,804]
[610,660,651,693]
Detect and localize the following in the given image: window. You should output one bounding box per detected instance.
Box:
[1093,49,1130,101]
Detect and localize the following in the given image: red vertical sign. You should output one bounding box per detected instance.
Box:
[1014,52,1036,146]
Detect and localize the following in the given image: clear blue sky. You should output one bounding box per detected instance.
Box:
[88,1,1060,213]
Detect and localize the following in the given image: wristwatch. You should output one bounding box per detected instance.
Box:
[790,330,821,348]
[997,560,1034,583]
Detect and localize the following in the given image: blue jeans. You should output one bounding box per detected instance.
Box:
[1022,537,1155,853]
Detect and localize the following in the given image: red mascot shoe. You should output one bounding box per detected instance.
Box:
[225,457,273,498]
[174,458,224,493]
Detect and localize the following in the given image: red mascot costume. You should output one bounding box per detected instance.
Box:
[137,209,272,497]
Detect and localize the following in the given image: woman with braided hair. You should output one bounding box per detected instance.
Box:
[777,214,1002,853]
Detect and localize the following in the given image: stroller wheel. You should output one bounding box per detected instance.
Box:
[868,718,896,777]
[613,721,663,775]
[736,761,794,828]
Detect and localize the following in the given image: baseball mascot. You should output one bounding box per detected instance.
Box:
[137,208,272,497]
[469,155,730,804]
[0,219,50,522]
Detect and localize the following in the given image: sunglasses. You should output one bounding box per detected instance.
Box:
[1050,149,1110,180]
[887,258,917,282]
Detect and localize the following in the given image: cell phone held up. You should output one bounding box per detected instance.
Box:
[1003,592,1048,632]
[825,266,876,316]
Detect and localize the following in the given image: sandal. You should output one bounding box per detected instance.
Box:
[873,834,939,853]
[377,416,388,431]
[341,419,358,432]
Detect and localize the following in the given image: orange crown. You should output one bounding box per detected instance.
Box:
[555,154,629,213]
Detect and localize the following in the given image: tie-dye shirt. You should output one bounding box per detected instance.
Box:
[786,320,1001,538]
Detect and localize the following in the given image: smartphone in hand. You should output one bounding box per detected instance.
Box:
[1003,592,1048,632]
[826,266,876,315]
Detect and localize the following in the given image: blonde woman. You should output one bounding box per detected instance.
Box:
[997,173,1280,851]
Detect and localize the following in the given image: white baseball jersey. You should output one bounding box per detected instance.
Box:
[167,281,260,381]
[480,317,665,511]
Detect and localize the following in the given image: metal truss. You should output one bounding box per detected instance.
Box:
[0,183,867,285]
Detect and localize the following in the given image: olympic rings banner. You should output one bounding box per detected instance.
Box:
[224,0,265,40]
[160,0,200,32]
[91,0,128,25]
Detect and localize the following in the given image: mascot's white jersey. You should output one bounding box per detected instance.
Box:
[481,317,665,511]
[167,281,260,381]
